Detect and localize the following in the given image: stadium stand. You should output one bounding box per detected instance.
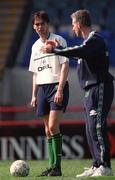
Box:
[0,0,31,75]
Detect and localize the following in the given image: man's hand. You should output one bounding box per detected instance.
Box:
[40,39,60,53]
[54,90,63,105]
[30,96,37,107]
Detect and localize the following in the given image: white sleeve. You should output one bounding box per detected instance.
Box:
[58,56,69,64]
[57,36,69,64]
[59,36,67,48]
[28,48,36,72]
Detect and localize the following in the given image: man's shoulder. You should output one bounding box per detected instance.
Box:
[50,33,67,42]
[50,33,67,47]
[91,31,104,42]
[86,31,105,45]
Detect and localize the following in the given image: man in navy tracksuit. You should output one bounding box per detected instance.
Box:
[48,10,114,177]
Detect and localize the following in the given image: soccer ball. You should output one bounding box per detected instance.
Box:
[10,160,30,177]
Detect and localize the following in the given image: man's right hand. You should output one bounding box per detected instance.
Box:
[30,97,37,107]
[40,39,60,53]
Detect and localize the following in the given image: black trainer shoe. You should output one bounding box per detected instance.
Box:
[48,166,62,176]
[38,167,52,176]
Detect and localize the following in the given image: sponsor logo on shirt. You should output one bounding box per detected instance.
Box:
[37,64,52,71]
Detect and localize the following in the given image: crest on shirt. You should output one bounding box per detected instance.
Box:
[42,59,46,64]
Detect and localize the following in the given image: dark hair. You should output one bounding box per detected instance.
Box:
[71,9,91,27]
[32,10,50,24]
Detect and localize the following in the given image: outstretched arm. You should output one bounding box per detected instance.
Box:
[40,37,102,60]
[54,39,101,59]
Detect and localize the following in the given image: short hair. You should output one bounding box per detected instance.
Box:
[71,9,91,27]
[32,10,50,24]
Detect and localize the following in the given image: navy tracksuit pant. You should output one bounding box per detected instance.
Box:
[84,82,114,168]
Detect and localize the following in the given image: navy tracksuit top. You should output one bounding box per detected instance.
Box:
[54,31,114,89]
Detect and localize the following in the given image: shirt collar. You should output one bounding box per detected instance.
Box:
[87,31,95,39]
[83,31,95,44]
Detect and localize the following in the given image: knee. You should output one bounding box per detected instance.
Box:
[49,124,55,134]
[49,124,59,135]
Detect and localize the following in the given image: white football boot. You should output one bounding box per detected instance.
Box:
[92,165,113,177]
[76,166,97,177]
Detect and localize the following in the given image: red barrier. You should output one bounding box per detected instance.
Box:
[0,106,30,112]
[0,106,114,126]
[0,118,114,127]
[0,119,83,126]
[0,105,115,112]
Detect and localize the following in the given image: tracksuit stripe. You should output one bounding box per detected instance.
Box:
[96,83,105,163]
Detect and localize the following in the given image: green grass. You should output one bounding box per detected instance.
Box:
[0,159,115,180]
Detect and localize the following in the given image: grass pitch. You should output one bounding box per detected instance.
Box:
[0,159,115,180]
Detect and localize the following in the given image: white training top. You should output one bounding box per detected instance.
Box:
[29,33,69,85]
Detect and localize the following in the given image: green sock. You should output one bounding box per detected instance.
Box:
[52,133,62,168]
[47,138,54,168]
